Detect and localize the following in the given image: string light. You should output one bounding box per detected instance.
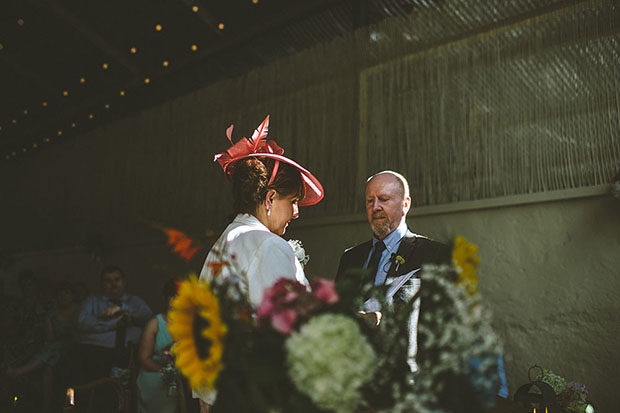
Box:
[130,47,137,54]
[119,90,126,96]
[162,60,169,67]
[218,23,225,30]
[44,138,50,143]
[192,6,199,12]
[144,77,150,84]
[155,24,163,32]
[57,130,63,136]
[23,109,28,115]
[32,143,38,148]
[22,148,27,153]
[11,119,17,124]
[0,43,4,51]
[88,113,94,119]
[80,77,86,84]
[191,44,198,51]
[42,101,48,107]
[102,63,109,69]
[63,90,69,96]
[71,122,76,128]
[17,18,24,26]
[104,104,110,109]
[252,0,259,4]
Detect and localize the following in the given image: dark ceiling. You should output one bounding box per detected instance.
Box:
[0,0,416,161]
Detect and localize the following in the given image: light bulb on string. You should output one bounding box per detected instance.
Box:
[162,60,169,67]
[63,90,69,96]
[120,90,126,96]
[130,47,137,54]
[42,101,48,107]
[155,24,163,32]
[191,44,198,51]
[102,63,109,69]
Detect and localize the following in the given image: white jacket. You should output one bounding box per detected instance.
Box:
[199,213,308,307]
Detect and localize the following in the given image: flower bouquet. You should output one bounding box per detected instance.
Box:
[167,237,503,413]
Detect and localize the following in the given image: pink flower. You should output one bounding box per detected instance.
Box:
[270,308,297,335]
[257,277,339,335]
[311,279,339,304]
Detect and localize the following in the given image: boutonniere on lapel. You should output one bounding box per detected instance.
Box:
[394,255,405,272]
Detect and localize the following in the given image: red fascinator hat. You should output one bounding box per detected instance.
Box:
[214,115,324,206]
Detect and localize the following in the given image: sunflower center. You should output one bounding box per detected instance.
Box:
[192,313,213,360]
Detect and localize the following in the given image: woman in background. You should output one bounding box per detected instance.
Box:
[136,278,180,413]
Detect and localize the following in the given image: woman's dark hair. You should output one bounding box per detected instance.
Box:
[162,278,180,300]
[230,157,305,214]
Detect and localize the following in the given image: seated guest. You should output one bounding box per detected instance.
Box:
[76,265,151,381]
[136,278,180,413]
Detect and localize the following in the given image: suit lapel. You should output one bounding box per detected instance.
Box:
[386,230,419,279]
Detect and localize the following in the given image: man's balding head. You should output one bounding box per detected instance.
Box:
[365,171,411,240]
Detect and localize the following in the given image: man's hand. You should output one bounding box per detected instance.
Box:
[116,312,133,326]
[100,305,121,319]
[359,311,382,326]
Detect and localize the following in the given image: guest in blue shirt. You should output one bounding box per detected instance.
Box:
[76,265,151,382]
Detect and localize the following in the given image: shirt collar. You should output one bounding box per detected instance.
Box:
[233,213,270,232]
[372,219,408,253]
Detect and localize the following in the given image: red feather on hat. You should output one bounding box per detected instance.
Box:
[249,115,269,151]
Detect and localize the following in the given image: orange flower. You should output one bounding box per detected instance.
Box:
[164,228,203,261]
[206,260,229,278]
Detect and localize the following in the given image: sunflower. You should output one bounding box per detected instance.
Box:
[167,275,227,391]
[452,235,480,297]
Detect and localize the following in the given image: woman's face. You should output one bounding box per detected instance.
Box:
[267,193,300,235]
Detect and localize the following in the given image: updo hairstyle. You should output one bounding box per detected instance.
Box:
[230,157,305,215]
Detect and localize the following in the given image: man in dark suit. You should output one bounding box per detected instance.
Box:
[335,170,509,403]
[336,170,449,302]
[335,170,449,371]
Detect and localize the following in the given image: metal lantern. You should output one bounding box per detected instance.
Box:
[514,380,562,413]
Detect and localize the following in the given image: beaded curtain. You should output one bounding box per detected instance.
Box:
[1,0,619,249]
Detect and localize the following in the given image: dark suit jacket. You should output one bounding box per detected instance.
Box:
[335,229,450,305]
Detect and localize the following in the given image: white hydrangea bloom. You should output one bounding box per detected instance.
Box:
[285,314,377,413]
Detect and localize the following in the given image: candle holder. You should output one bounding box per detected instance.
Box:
[514,366,562,412]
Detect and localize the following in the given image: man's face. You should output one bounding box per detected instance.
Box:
[365,174,410,240]
[102,271,125,299]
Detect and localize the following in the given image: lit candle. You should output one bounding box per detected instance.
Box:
[66,387,75,406]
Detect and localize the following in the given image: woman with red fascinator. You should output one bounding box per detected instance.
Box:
[193,115,324,411]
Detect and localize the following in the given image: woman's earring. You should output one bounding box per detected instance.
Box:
[267,205,271,216]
